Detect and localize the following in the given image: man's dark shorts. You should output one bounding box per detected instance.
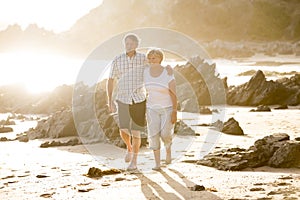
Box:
[116,100,146,132]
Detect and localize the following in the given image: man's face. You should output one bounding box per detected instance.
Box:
[124,38,138,53]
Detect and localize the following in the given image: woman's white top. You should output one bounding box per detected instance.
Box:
[144,66,175,109]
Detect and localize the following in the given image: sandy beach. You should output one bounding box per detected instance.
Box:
[1,105,299,200]
[1,0,300,199]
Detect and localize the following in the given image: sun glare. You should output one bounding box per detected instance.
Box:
[0,0,103,32]
[0,51,83,94]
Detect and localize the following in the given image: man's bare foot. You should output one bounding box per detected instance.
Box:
[126,163,137,171]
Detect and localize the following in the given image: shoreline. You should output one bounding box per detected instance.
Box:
[0,53,299,94]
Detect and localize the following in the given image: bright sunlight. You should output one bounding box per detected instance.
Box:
[0,0,103,32]
[0,51,83,93]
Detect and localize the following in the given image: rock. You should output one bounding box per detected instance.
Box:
[250,188,265,191]
[180,98,199,113]
[0,137,8,141]
[250,105,271,112]
[40,193,54,198]
[274,104,288,109]
[0,126,13,133]
[211,120,224,131]
[227,70,299,106]
[26,109,77,139]
[36,175,49,178]
[40,138,81,148]
[174,57,227,110]
[16,134,29,142]
[268,141,300,168]
[190,184,205,191]
[197,133,297,170]
[174,120,195,135]
[86,167,121,178]
[0,119,16,126]
[78,188,93,192]
[221,117,244,135]
[200,107,212,114]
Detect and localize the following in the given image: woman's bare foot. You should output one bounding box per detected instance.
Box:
[152,166,161,171]
[125,151,132,163]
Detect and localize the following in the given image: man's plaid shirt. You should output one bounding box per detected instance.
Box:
[109,52,146,104]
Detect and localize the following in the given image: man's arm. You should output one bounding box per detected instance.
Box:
[107,78,115,112]
[165,65,174,76]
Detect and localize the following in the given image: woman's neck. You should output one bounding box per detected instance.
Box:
[149,64,163,77]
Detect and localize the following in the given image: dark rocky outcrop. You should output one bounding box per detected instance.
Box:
[175,57,227,112]
[22,81,123,148]
[25,109,77,140]
[0,84,73,114]
[227,71,300,106]
[197,133,300,170]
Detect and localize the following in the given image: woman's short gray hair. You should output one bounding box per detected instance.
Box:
[146,48,164,63]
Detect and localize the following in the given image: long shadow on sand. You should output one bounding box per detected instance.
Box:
[135,168,221,200]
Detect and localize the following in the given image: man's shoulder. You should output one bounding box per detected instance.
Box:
[113,53,126,61]
[136,52,146,58]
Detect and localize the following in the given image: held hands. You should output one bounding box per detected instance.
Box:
[166,65,173,76]
[171,110,177,124]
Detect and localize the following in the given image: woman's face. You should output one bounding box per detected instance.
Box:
[147,54,162,64]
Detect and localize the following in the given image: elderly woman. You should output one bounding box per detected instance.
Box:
[144,48,177,171]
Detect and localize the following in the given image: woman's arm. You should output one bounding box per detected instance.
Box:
[168,79,177,124]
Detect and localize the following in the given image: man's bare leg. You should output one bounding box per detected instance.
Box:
[120,129,132,162]
[127,130,141,170]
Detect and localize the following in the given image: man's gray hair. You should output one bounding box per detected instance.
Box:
[122,33,141,46]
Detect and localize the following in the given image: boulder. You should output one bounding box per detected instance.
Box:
[250,105,271,112]
[268,141,300,168]
[221,117,244,135]
[0,126,13,133]
[174,120,196,136]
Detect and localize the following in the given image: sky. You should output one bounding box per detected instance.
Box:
[0,0,103,33]
[0,0,104,93]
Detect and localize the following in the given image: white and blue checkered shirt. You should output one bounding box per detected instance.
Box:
[109,52,146,104]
